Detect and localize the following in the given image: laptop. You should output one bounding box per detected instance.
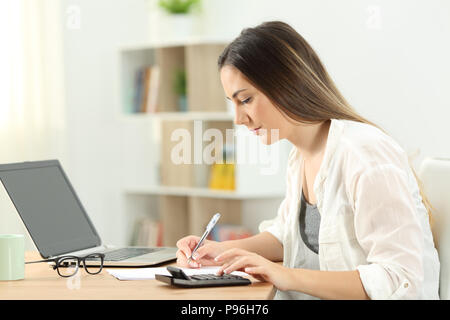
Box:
[0,160,177,267]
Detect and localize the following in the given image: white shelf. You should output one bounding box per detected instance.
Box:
[124,185,284,200]
[119,36,231,52]
[120,111,234,122]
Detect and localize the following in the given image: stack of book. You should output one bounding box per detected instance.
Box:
[132,65,160,113]
[131,217,163,247]
[208,163,235,190]
[208,145,236,190]
[207,224,253,242]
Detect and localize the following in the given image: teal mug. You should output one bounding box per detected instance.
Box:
[0,234,25,281]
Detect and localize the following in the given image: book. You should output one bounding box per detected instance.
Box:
[207,224,253,242]
[147,65,160,113]
[132,65,160,113]
[140,67,151,113]
[208,145,235,190]
[132,218,163,247]
[208,163,235,190]
[133,68,144,113]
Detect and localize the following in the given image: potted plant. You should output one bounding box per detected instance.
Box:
[158,0,200,14]
[148,0,202,40]
[173,68,187,112]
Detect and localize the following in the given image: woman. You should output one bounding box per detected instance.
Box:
[176,21,440,300]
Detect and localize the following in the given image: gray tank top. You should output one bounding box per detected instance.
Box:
[273,189,321,300]
[299,190,321,254]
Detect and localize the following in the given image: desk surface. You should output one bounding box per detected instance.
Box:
[0,252,275,300]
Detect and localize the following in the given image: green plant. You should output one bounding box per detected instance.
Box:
[158,0,200,14]
[173,68,187,96]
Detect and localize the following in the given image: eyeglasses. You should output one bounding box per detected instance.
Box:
[26,253,105,277]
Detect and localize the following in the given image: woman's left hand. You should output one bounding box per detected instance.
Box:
[215,248,292,291]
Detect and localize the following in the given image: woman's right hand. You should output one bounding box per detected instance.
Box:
[176,235,225,268]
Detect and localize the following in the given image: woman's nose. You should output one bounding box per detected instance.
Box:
[234,105,249,126]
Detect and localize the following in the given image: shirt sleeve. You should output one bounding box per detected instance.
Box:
[352,164,425,299]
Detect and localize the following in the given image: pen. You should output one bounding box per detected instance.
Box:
[187,213,221,264]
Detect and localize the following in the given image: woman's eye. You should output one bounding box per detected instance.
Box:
[241,97,252,105]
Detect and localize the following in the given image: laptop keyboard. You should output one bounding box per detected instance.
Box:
[104,247,163,261]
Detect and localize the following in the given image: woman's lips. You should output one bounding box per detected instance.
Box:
[251,127,262,134]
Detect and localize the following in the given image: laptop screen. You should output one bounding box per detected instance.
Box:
[0,160,101,258]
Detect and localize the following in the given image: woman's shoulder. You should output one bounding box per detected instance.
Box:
[338,119,391,143]
[333,119,409,170]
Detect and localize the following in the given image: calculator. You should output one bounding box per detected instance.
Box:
[155,266,251,288]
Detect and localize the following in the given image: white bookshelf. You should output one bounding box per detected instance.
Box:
[125,185,284,199]
[118,36,232,52]
[117,37,289,246]
[120,111,234,122]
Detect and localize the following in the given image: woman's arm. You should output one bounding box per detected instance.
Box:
[215,248,370,300]
[221,231,283,261]
[288,269,370,300]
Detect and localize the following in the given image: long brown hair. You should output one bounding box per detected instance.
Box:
[218,20,433,226]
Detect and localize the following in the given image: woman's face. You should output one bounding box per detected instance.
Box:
[220,65,288,145]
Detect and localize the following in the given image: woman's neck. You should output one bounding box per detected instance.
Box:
[287,120,331,161]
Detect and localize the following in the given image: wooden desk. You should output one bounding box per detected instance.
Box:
[0,252,275,300]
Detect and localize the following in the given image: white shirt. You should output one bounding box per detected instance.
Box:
[260,119,440,299]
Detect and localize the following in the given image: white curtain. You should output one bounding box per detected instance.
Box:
[0,0,66,249]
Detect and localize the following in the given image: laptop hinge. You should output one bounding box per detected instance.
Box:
[50,245,109,259]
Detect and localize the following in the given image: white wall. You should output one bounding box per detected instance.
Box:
[201,0,450,165]
[60,0,152,246]
[55,0,450,246]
